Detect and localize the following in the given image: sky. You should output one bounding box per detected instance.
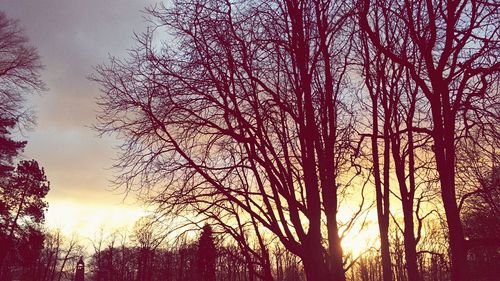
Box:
[2,0,158,240]
[1,0,382,255]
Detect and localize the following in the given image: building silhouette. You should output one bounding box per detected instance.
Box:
[74,257,84,281]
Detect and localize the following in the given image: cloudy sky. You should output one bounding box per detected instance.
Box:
[3,0,158,239]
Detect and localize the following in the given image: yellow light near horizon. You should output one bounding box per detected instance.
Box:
[45,200,147,242]
[45,195,383,260]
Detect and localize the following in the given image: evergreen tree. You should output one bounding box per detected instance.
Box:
[197,224,216,281]
[0,160,49,280]
[0,10,47,281]
[0,116,26,178]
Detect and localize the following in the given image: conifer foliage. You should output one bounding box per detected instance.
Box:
[0,119,49,280]
[0,10,49,280]
[197,224,216,281]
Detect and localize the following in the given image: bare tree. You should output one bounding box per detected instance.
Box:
[32,229,84,281]
[132,216,167,281]
[197,200,275,280]
[357,31,439,281]
[0,10,45,126]
[358,0,499,279]
[358,32,395,281]
[93,0,359,280]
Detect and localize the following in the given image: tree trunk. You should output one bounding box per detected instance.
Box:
[440,174,468,281]
[431,92,468,281]
[371,92,392,281]
[327,227,346,281]
[392,118,420,281]
[301,245,330,281]
[402,204,419,281]
[379,222,392,281]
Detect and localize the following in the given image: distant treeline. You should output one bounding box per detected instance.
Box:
[1,215,497,281]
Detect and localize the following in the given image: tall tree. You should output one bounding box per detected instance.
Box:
[0,10,48,281]
[357,32,434,280]
[93,0,358,280]
[359,0,499,279]
[358,33,394,281]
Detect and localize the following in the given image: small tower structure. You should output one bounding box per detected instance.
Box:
[75,256,85,281]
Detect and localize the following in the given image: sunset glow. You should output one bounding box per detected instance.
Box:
[1,0,497,280]
[45,200,146,240]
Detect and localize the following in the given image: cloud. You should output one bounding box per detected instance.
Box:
[3,0,158,235]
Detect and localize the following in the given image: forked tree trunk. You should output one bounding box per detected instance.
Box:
[392,111,420,281]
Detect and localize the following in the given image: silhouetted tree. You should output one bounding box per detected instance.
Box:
[132,217,166,281]
[357,33,395,281]
[0,10,47,280]
[0,160,50,280]
[0,117,27,263]
[197,225,216,281]
[0,11,45,126]
[26,229,83,281]
[358,0,499,279]
[7,225,44,281]
[0,117,26,177]
[357,31,439,281]
[93,1,359,280]
[273,245,303,281]
[461,164,500,280]
[172,196,274,280]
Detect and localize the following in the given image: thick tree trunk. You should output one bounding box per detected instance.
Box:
[402,204,419,281]
[440,174,468,281]
[431,93,468,281]
[326,215,346,281]
[301,244,330,281]
[379,221,392,281]
[322,174,345,281]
